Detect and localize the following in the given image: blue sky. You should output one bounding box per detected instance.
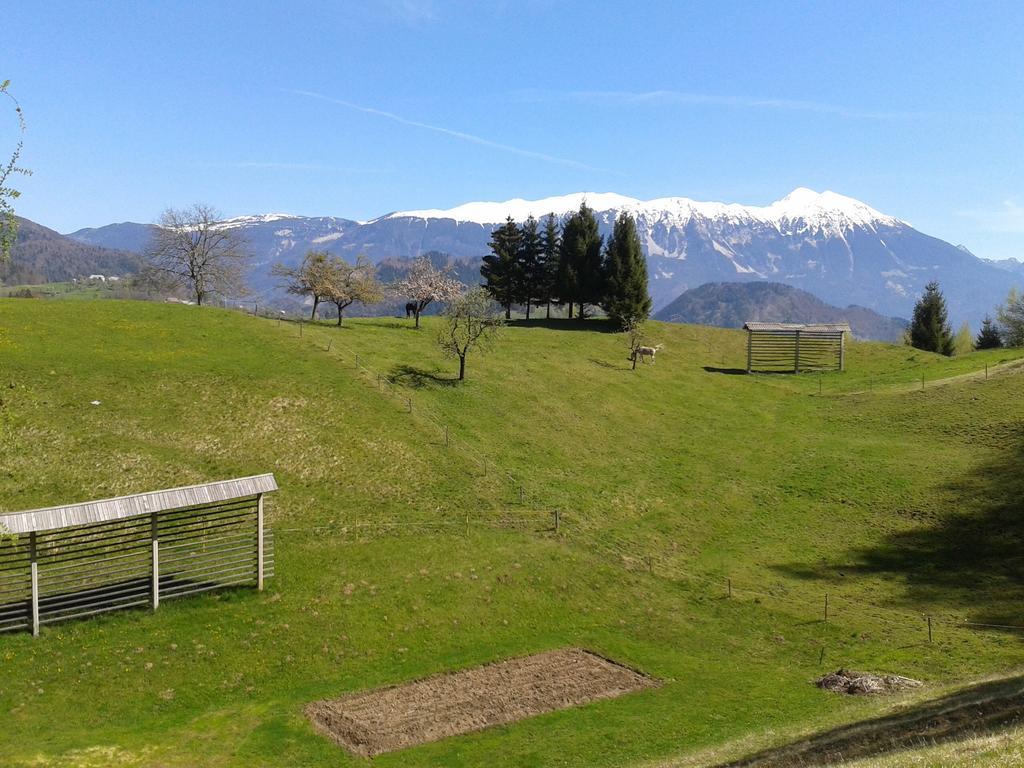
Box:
[4,0,1023,259]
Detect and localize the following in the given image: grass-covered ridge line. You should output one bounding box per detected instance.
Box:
[1,300,1023,767]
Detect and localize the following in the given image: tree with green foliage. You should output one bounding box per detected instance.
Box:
[437,286,505,381]
[976,316,1003,349]
[557,202,603,318]
[1,79,31,263]
[602,212,651,329]
[908,281,954,356]
[538,213,561,318]
[481,216,521,319]
[997,287,1024,347]
[953,321,974,355]
[516,215,543,319]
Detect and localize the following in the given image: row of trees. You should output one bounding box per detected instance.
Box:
[481,203,651,328]
[908,281,1024,355]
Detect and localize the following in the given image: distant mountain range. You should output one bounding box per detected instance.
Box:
[5,188,1018,326]
[4,217,140,285]
[654,281,909,342]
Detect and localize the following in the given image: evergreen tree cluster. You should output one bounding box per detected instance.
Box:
[480,203,651,328]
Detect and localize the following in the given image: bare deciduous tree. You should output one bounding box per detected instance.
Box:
[144,204,250,306]
[273,250,334,319]
[624,317,646,370]
[324,255,383,326]
[1,79,31,263]
[395,256,464,328]
[437,287,504,381]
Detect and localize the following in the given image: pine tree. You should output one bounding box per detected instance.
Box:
[481,216,521,319]
[538,213,560,318]
[517,215,543,320]
[976,316,1003,349]
[909,281,954,356]
[602,212,651,328]
[557,202,602,319]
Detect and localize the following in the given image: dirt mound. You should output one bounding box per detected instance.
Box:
[305,647,657,756]
[816,669,922,695]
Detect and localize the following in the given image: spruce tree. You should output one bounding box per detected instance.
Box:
[481,216,521,319]
[539,213,561,318]
[602,212,651,328]
[517,215,543,320]
[976,316,1003,349]
[909,281,955,356]
[557,202,603,319]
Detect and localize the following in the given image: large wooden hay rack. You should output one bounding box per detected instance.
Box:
[0,474,277,636]
[744,322,850,373]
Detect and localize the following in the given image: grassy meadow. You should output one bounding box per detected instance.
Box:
[1,299,1024,767]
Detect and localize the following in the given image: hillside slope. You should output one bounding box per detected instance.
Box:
[654,281,909,341]
[1,301,1024,767]
[3,217,141,284]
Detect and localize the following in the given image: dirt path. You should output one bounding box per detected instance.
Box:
[715,674,1024,767]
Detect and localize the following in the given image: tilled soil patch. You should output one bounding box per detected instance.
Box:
[305,647,658,756]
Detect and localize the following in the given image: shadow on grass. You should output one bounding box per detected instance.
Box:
[703,366,749,375]
[774,432,1024,633]
[509,317,621,333]
[590,358,633,371]
[715,675,1024,767]
[389,364,460,389]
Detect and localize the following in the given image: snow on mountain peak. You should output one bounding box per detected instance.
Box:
[386,189,905,232]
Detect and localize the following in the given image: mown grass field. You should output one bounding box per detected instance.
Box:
[1,299,1023,767]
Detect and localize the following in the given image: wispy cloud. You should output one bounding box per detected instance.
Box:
[378,0,437,24]
[958,199,1024,233]
[512,88,933,121]
[291,89,607,172]
[195,161,393,173]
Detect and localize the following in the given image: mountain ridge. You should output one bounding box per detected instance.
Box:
[654,281,909,342]
[50,187,1024,326]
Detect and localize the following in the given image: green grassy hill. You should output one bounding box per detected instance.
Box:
[2,299,1023,767]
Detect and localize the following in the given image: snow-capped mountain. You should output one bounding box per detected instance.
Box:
[65,189,1019,326]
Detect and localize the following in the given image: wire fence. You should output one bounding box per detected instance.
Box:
[258,312,1024,653]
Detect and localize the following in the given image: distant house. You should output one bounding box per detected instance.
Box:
[87,274,106,282]
[107,276,121,282]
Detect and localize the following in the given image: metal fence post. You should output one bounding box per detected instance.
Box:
[29,531,39,637]
[151,512,160,610]
[257,493,265,591]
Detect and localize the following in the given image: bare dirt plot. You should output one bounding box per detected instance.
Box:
[305,647,658,756]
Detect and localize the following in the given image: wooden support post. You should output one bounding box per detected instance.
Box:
[927,615,933,643]
[407,397,412,414]
[257,493,265,592]
[151,512,160,610]
[794,329,801,374]
[326,339,333,352]
[824,592,829,623]
[727,578,732,598]
[554,509,560,533]
[746,331,753,373]
[29,531,39,637]
[839,331,846,372]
